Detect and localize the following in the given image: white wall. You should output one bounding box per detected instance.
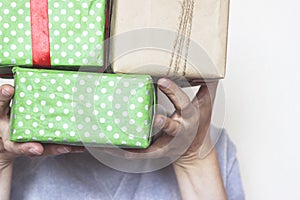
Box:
[224,0,300,199]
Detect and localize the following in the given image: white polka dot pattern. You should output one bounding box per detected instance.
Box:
[0,0,106,68]
[0,1,32,65]
[10,67,155,148]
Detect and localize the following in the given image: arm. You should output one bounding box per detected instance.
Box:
[174,149,226,200]
[108,79,227,199]
[0,160,13,200]
[173,81,227,200]
[0,85,85,200]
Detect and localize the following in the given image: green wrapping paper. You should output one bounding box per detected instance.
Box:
[10,67,156,148]
[0,0,106,69]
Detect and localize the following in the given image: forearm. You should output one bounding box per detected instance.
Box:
[0,161,13,200]
[174,149,227,200]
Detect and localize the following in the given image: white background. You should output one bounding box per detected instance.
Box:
[223,0,300,199]
[1,1,300,199]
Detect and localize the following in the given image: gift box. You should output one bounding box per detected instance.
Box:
[109,0,229,82]
[0,0,107,76]
[10,67,156,148]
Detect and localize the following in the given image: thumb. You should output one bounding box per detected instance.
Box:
[0,85,14,116]
[192,82,218,107]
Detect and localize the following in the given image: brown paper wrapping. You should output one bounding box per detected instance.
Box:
[109,0,229,81]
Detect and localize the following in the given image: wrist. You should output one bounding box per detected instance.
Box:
[174,129,214,168]
[173,148,216,170]
[0,158,13,200]
[173,149,227,200]
[0,153,14,171]
[0,159,13,171]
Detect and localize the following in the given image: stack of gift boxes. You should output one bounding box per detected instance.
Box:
[0,0,229,148]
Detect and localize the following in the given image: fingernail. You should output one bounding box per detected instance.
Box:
[72,148,85,153]
[125,152,136,159]
[103,149,112,154]
[1,88,11,97]
[158,79,170,89]
[29,148,41,155]
[103,149,117,156]
[156,117,164,128]
[72,150,85,153]
[57,147,71,154]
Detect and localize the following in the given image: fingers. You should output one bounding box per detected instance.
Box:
[43,144,71,155]
[0,84,85,159]
[42,144,85,156]
[125,138,170,159]
[154,114,181,137]
[115,114,186,160]
[191,82,217,125]
[0,85,44,159]
[157,78,191,111]
[101,145,161,159]
[2,141,85,157]
[2,139,44,156]
[1,136,85,157]
[124,145,166,159]
[101,134,173,160]
[0,85,14,117]
[193,81,218,107]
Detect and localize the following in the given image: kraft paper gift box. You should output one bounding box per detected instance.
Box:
[10,67,156,148]
[0,0,107,76]
[109,0,229,83]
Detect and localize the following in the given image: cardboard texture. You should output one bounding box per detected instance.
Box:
[10,67,156,148]
[109,0,229,81]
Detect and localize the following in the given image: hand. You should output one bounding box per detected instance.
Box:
[103,78,217,163]
[0,84,85,167]
[97,79,225,200]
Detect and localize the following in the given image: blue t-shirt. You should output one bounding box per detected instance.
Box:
[11,128,245,200]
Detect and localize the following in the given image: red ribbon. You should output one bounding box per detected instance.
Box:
[30,0,51,67]
[103,0,112,72]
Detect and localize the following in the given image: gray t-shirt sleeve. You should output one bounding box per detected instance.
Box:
[11,127,245,200]
[214,128,245,200]
[226,158,245,200]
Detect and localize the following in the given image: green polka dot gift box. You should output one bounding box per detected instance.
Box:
[0,0,108,76]
[10,67,156,148]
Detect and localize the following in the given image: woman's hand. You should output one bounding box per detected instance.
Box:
[148,78,225,200]
[0,84,85,200]
[112,78,217,161]
[0,84,84,165]
[101,78,218,165]
[101,78,225,199]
